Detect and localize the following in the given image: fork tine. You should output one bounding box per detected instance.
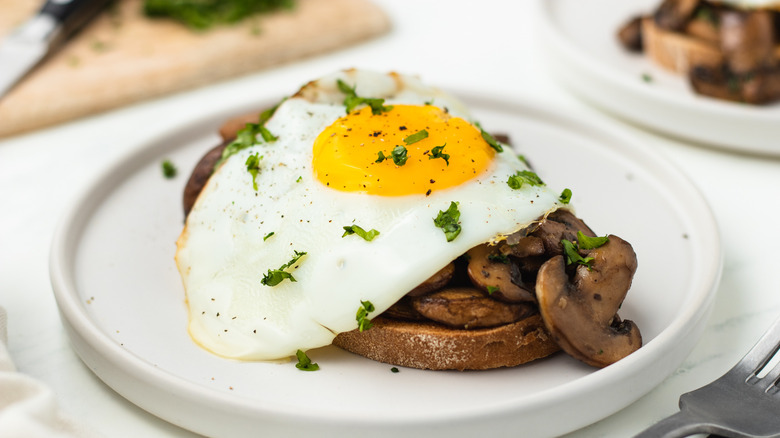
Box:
[761,361,780,395]
[738,316,780,379]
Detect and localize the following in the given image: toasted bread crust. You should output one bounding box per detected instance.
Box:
[332,314,560,371]
[642,17,724,73]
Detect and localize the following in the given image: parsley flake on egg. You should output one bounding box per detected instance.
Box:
[337,79,393,115]
[403,129,428,145]
[391,145,408,166]
[428,144,449,165]
[433,201,462,242]
[245,152,262,191]
[215,99,283,170]
[342,225,380,241]
[473,122,503,153]
[507,170,545,190]
[260,250,307,286]
[375,146,409,166]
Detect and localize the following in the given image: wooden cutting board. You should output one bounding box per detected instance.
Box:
[0,0,390,138]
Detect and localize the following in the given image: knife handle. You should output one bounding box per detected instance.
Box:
[39,0,111,44]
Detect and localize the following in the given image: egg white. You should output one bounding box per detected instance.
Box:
[176,71,566,360]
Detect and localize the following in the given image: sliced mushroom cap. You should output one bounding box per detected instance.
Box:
[406,262,455,297]
[499,235,545,258]
[532,209,596,256]
[689,64,742,101]
[618,16,645,52]
[535,235,641,368]
[654,0,700,31]
[740,70,780,104]
[690,63,780,104]
[411,287,537,329]
[183,140,229,218]
[466,243,536,302]
[381,296,427,321]
[719,8,776,74]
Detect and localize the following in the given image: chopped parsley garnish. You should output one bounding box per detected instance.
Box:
[143,0,295,30]
[433,201,461,242]
[263,231,275,241]
[258,125,278,142]
[336,78,355,94]
[296,176,302,183]
[517,154,530,167]
[559,188,572,204]
[507,170,545,190]
[487,286,500,295]
[356,300,375,332]
[390,145,408,166]
[342,225,380,241]
[390,367,400,373]
[488,253,509,264]
[561,239,594,268]
[642,73,653,83]
[428,144,449,165]
[295,349,319,371]
[260,269,295,287]
[260,250,307,286]
[161,160,177,178]
[696,5,718,25]
[245,152,262,190]
[258,99,285,125]
[214,100,283,170]
[337,79,393,115]
[474,122,503,153]
[375,146,409,166]
[403,129,428,145]
[561,232,610,269]
[577,231,610,249]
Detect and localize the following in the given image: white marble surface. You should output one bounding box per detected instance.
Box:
[1,1,780,437]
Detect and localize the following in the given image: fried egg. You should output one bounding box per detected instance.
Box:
[175,70,567,360]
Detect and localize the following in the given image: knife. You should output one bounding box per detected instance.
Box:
[0,0,112,99]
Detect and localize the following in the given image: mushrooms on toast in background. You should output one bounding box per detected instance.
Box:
[618,0,780,104]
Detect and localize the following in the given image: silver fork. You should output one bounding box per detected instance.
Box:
[635,316,780,438]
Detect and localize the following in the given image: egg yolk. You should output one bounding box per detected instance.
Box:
[312,105,496,196]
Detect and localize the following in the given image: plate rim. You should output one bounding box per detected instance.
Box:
[49,91,723,437]
[533,0,780,156]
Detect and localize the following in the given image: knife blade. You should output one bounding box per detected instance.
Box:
[0,0,112,99]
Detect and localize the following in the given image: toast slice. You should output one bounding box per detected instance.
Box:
[332,314,560,371]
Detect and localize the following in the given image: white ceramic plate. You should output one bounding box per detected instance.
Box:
[50,93,721,438]
[536,0,780,156]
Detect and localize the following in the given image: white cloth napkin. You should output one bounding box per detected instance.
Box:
[0,307,102,438]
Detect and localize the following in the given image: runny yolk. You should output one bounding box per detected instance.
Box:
[312,104,495,196]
